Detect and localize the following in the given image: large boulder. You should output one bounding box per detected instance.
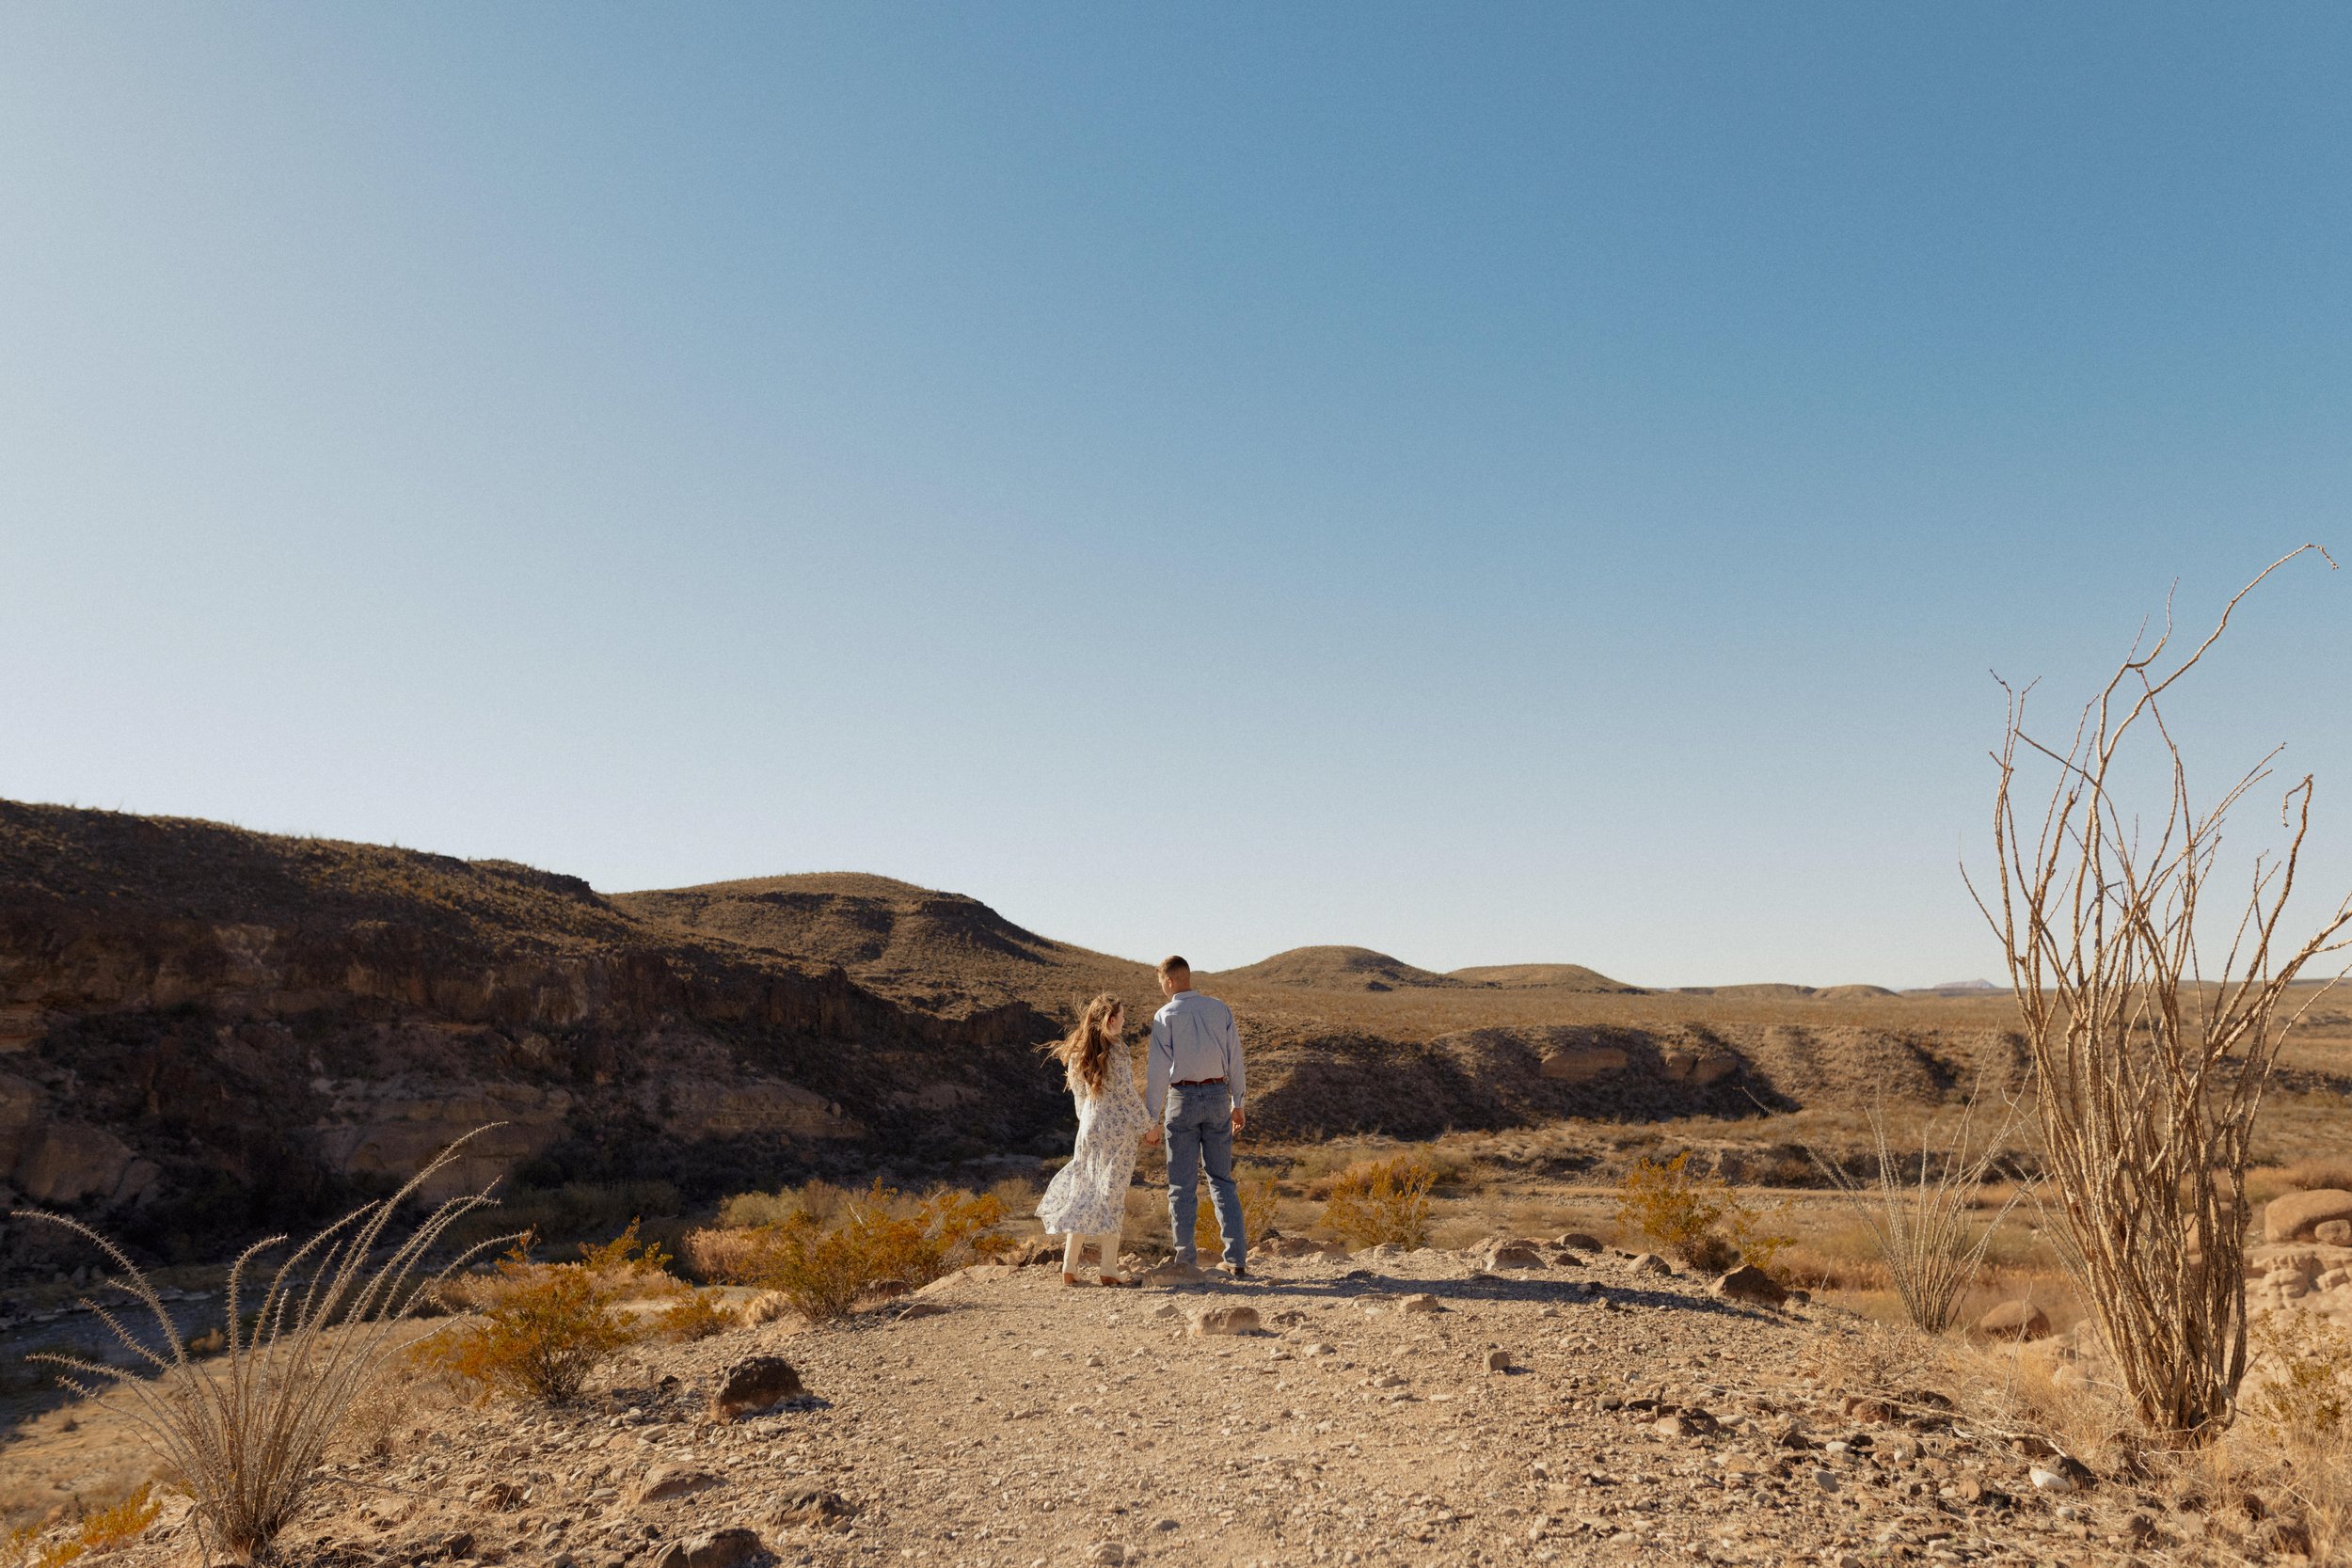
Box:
[1711,1264,1787,1307]
[710,1354,805,1419]
[1977,1300,2051,1341]
[2265,1189,2352,1244]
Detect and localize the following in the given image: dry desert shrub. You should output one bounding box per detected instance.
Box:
[1613,1150,1793,1274]
[425,1221,668,1403]
[11,1132,507,1563]
[2282,1157,2352,1195]
[712,1182,1008,1323]
[1322,1155,1437,1249]
[1973,546,2352,1437]
[8,1485,161,1568]
[653,1288,737,1342]
[1189,1169,1281,1256]
[1809,1091,2028,1333]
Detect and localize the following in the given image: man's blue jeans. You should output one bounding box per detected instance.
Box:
[1165,1083,1246,1267]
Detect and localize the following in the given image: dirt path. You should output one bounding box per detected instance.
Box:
[7,1244,2216,1567]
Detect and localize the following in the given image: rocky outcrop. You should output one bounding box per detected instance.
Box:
[2265,1188,2352,1243]
[0,801,1065,1270]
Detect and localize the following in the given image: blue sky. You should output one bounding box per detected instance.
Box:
[3,5,2346,987]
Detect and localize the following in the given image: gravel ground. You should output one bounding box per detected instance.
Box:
[6,1243,2248,1567]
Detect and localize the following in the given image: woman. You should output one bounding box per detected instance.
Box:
[1035,992,1150,1286]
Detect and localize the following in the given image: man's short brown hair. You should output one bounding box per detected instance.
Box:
[1157,955,1190,979]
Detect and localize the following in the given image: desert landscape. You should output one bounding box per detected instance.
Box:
[4,799,2350,1566]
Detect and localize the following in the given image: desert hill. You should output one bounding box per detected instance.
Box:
[611,872,1152,1017]
[1449,962,1645,992]
[1211,944,1462,991]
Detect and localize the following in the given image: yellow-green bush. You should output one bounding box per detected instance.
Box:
[425,1223,665,1403]
[1322,1156,1437,1249]
[714,1183,1009,1323]
[1615,1151,1793,1273]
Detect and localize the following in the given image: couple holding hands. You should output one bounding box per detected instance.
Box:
[1035,956,1248,1284]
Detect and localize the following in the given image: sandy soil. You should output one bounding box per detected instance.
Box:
[3,1244,2233,1568]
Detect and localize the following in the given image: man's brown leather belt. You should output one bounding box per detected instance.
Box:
[1171,1077,1227,1086]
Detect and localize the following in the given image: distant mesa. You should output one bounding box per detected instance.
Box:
[1446,963,1645,994]
[1213,945,1463,992]
[1674,982,1900,1001]
[1913,978,2002,996]
[1814,984,1899,1001]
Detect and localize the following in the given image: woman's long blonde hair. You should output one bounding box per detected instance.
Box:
[1047,992,1126,1095]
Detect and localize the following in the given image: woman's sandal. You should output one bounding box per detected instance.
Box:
[1098,1275,1136,1288]
[1061,1272,1086,1286]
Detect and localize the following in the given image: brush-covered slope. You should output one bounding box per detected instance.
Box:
[0,802,1066,1269]
[1448,963,1645,992]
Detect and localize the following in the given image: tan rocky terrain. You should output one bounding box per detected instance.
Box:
[1,1241,2271,1568]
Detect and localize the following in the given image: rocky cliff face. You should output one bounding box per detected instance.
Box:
[0,802,1063,1270]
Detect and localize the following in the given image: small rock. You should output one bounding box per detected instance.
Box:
[1556,1232,1604,1252]
[1628,1253,1671,1278]
[710,1354,805,1419]
[1486,1242,1547,1269]
[1841,1395,1897,1424]
[1091,1544,1129,1564]
[897,1301,949,1321]
[1399,1293,1445,1314]
[1711,1263,1787,1307]
[636,1465,720,1505]
[2029,1468,2073,1493]
[1484,1349,1512,1373]
[1976,1299,2051,1341]
[2317,1218,2352,1247]
[1143,1259,1204,1286]
[1188,1305,1262,1336]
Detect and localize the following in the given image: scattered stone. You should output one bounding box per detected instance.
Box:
[2029,1466,2075,1494]
[1555,1232,1604,1252]
[1628,1253,1672,1278]
[1143,1259,1204,1286]
[2318,1219,2352,1247]
[1484,1349,1512,1373]
[897,1300,949,1321]
[1976,1300,2051,1341]
[1399,1293,1445,1314]
[1188,1305,1262,1336]
[1841,1395,1897,1424]
[1486,1241,1546,1269]
[1090,1544,1130,1564]
[1711,1263,1787,1307]
[2265,1188,2352,1243]
[636,1465,720,1505]
[771,1486,857,1528]
[710,1355,805,1419]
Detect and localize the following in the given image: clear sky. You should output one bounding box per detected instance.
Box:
[3,5,2346,988]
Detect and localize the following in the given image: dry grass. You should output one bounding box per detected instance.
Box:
[8,1484,161,1568]
[1809,1094,2026,1333]
[9,1132,507,1563]
[652,1289,738,1343]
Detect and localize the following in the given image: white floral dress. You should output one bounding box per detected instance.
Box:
[1037,1061,1150,1236]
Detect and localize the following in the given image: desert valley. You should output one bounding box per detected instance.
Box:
[2,799,2349,1567]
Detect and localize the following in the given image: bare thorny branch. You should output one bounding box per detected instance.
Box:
[1962,545,2351,1439]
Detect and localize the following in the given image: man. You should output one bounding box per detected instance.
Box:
[1141,955,1248,1275]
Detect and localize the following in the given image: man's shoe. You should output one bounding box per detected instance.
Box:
[1217,1261,1248,1279]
